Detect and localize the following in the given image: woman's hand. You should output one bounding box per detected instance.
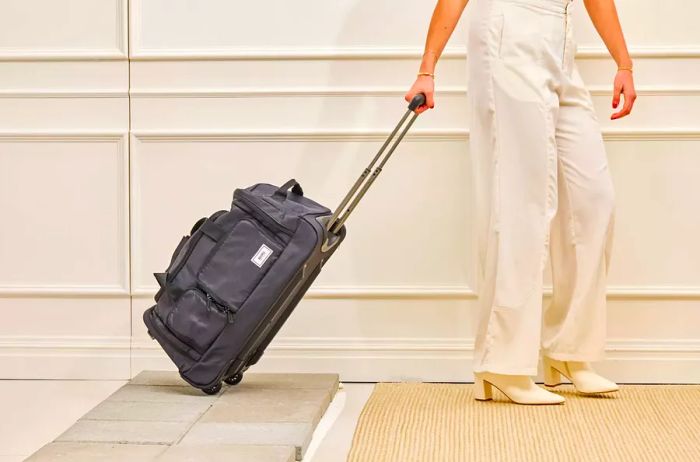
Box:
[405,76,435,114]
[611,69,636,120]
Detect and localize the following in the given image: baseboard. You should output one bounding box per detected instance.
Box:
[0,336,131,380]
[1,335,696,382]
[129,337,700,384]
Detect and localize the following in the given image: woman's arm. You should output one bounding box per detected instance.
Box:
[405,0,469,114]
[582,0,637,119]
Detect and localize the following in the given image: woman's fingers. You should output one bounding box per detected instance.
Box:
[611,70,636,120]
[406,77,435,113]
[611,85,637,120]
[612,81,622,109]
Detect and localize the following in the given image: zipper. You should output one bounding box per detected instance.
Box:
[562,2,570,68]
[206,292,236,323]
[197,288,238,324]
[234,191,293,237]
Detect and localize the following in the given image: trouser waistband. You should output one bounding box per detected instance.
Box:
[494,0,573,14]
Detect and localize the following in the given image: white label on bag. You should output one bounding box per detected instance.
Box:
[251,244,273,268]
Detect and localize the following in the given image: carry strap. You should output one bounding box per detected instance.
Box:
[273,179,304,200]
[325,93,426,235]
[198,219,226,242]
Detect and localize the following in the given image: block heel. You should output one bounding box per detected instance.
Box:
[474,375,493,401]
[473,371,565,405]
[542,355,619,394]
[544,362,563,387]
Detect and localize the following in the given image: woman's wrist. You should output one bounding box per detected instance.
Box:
[419,50,438,75]
[616,56,633,71]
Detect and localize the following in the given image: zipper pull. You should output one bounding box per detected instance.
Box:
[205,292,236,323]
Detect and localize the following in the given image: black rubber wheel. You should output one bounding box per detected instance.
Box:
[224,373,243,386]
[202,383,222,395]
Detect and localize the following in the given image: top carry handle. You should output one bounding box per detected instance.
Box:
[326,93,426,235]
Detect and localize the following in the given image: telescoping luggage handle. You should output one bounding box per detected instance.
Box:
[325,93,426,235]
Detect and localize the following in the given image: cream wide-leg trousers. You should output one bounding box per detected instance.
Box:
[467,0,616,375]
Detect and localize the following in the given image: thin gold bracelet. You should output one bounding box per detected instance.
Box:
[618,66,633,72]
[417,72,435,78]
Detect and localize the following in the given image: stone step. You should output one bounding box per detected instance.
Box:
[26,371,339,462]
[26,442,296,462]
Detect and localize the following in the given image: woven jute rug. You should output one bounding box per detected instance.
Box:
[346,382,700,462]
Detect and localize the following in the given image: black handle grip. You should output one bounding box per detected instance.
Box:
[273,178,304,199]
[408,93,427,111]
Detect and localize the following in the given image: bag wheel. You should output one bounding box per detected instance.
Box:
[224,373,243,386]
[202,382,222,395]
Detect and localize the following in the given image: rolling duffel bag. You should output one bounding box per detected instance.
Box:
[143,93,427,394]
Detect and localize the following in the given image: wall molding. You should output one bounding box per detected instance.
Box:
[131,129,700,142]
[0,335,130,351]
[0,49,127,62]
[0,90,128,98]
[0,85,692,100]
[0,132,130,293]
[0,336,130,380]
[129,283,700,300]
[0,286,129,298]
[5,282,698,300]
[132,129,469,143]
[129,336,700,383]
[0,0,128,62]
[129,86,468,98]
[130,336,700,355]
[129,45,700,61]
[1,85,695,100]
[128,85,700,98]
[0,132,128,143]
[3,44,695,62]
[2,335,695,381]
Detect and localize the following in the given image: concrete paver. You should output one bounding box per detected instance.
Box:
[105,384,219,404]
[179,422,313,460]
[83,399,212,422]
[235,373,339,392]
[26,372,340,461]
[25,442,166,461]
[56,420,191,445]
[129,371,190,387]
[156,444,295,462]
[206,387,331,426]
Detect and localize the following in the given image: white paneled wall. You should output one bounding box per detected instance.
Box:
[1,0,698,382]
[0,0,130,378]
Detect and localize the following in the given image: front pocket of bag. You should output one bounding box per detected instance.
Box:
[197,219,283,311]
[163,287,229,354]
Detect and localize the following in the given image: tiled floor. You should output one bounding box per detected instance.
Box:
[0,380,374,462]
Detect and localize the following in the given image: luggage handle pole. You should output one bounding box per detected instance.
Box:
[326,93,426,235]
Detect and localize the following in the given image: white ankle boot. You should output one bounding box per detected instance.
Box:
[474,371,565,405]
[543,356,619,394]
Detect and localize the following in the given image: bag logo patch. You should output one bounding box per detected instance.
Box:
[251,244,273,268]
